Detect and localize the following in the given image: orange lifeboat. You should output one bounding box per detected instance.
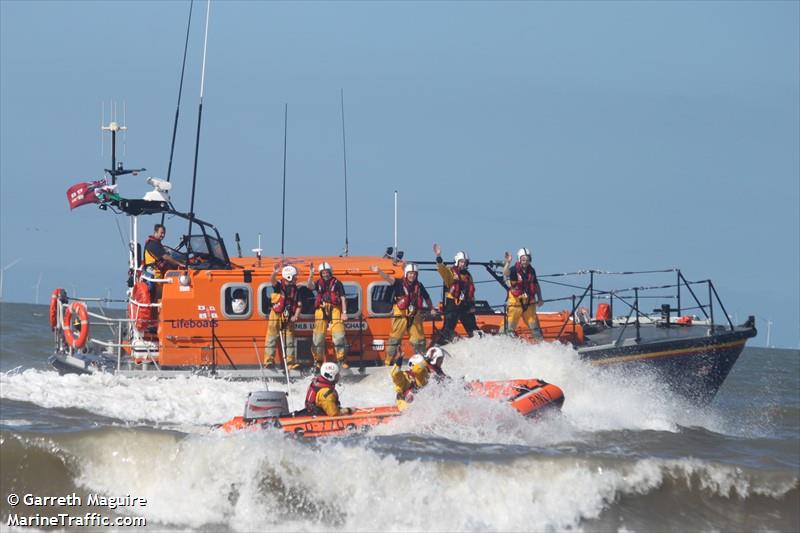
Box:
[221,378,564,437]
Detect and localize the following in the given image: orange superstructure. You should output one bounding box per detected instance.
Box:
[147,255,583,370]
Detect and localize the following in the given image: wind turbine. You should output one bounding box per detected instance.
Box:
[33,272,43,304]
[0,258,22,301]
[765,318,773,348]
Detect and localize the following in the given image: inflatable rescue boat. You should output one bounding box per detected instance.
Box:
[221,377,565,437]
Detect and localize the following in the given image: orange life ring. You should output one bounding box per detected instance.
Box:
[63,301,89,349]
[128,281,153,331]
[49,288,65,329]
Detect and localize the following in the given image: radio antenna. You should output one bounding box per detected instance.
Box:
[162,0,194,225]
[340,89,350,257]
[280,103,288,258]
[393,190,398,260]
[187,0,211,237]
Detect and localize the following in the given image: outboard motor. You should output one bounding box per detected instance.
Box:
[243,391,289,421]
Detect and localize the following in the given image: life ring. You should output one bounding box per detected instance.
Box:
[49,288,66,329]
[62,301,89,349]
[127,281,153,331]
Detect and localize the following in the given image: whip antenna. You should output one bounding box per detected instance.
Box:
[340,89,350,256]
[162,0,194,225]
[187,0,211,237]
[280,103,288,258]
[394,190,398,260]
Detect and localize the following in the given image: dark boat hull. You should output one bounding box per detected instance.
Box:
[578,323,755,403]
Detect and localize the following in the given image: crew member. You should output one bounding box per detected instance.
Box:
[502,247,544,340]
[433,243,478,343]
[370,263,435,365]
[143,224,186,299]
[307,262,349,370]
[391,353,432,410]
[304,362,353,416]
[264,263,302,370]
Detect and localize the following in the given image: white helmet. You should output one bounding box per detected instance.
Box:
[318,262,332,273]
[231,298,247,314]
[425,346,446,367]
[320,362,340,382]
[517,248,531,260]
[404,263,418,275]
[408,353,426,369]
[454,251,469,264]
[281,265,298,282]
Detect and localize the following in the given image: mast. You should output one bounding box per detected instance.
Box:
[187,0,211,237]
[393,190,398,260]
[340,89,350,256]
[161,0,194,225]
[280,103,288,257]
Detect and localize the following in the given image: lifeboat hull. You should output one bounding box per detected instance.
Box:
[221,406,401,437]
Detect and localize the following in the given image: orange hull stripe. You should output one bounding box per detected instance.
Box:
[590,339,746,366]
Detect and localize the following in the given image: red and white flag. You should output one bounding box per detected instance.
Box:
[66,179,106,210]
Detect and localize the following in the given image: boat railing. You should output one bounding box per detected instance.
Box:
[540,269,737,344]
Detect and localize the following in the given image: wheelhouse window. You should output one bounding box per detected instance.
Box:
[221,284,252,319]
[343,283,361,316]
[258,284,273,317]
[298,286,315,317]
[368,282,393,316]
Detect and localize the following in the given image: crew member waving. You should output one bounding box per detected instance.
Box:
[433,243,478,343]
[264,263,303,370]
[306,261,349,369]
[502,247,544,340]
[371,263,435,365]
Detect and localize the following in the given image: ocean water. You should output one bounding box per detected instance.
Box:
[0,301,797,532]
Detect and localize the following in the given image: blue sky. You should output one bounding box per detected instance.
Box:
[1,1,798,347]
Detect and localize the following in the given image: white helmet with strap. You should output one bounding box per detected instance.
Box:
[517,248,531,260]
[318,262,332,273]
[454,251,469,264]
[320,362,340,382]
[404,263,418,275]
[281,265,298,282]
[424,346,446,367]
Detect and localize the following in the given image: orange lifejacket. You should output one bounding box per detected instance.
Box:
[396,279,424,311]
[449,267,475,305]
[314,277,342,309]
[272,282,299,315]
[509,263,538,299]
[305,375,336,414]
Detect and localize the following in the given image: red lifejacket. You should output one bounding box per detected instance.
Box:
[396,279,424,311]
[509,263,538,299]
[448,267,475,305]
[314,277,342,309]
[272,282,299,315]
[305,375,335,414]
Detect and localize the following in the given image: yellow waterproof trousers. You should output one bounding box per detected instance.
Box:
[386,305,426,363]
[264,311,297,365]
[505,295,543,340]
[311,305,347,365]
